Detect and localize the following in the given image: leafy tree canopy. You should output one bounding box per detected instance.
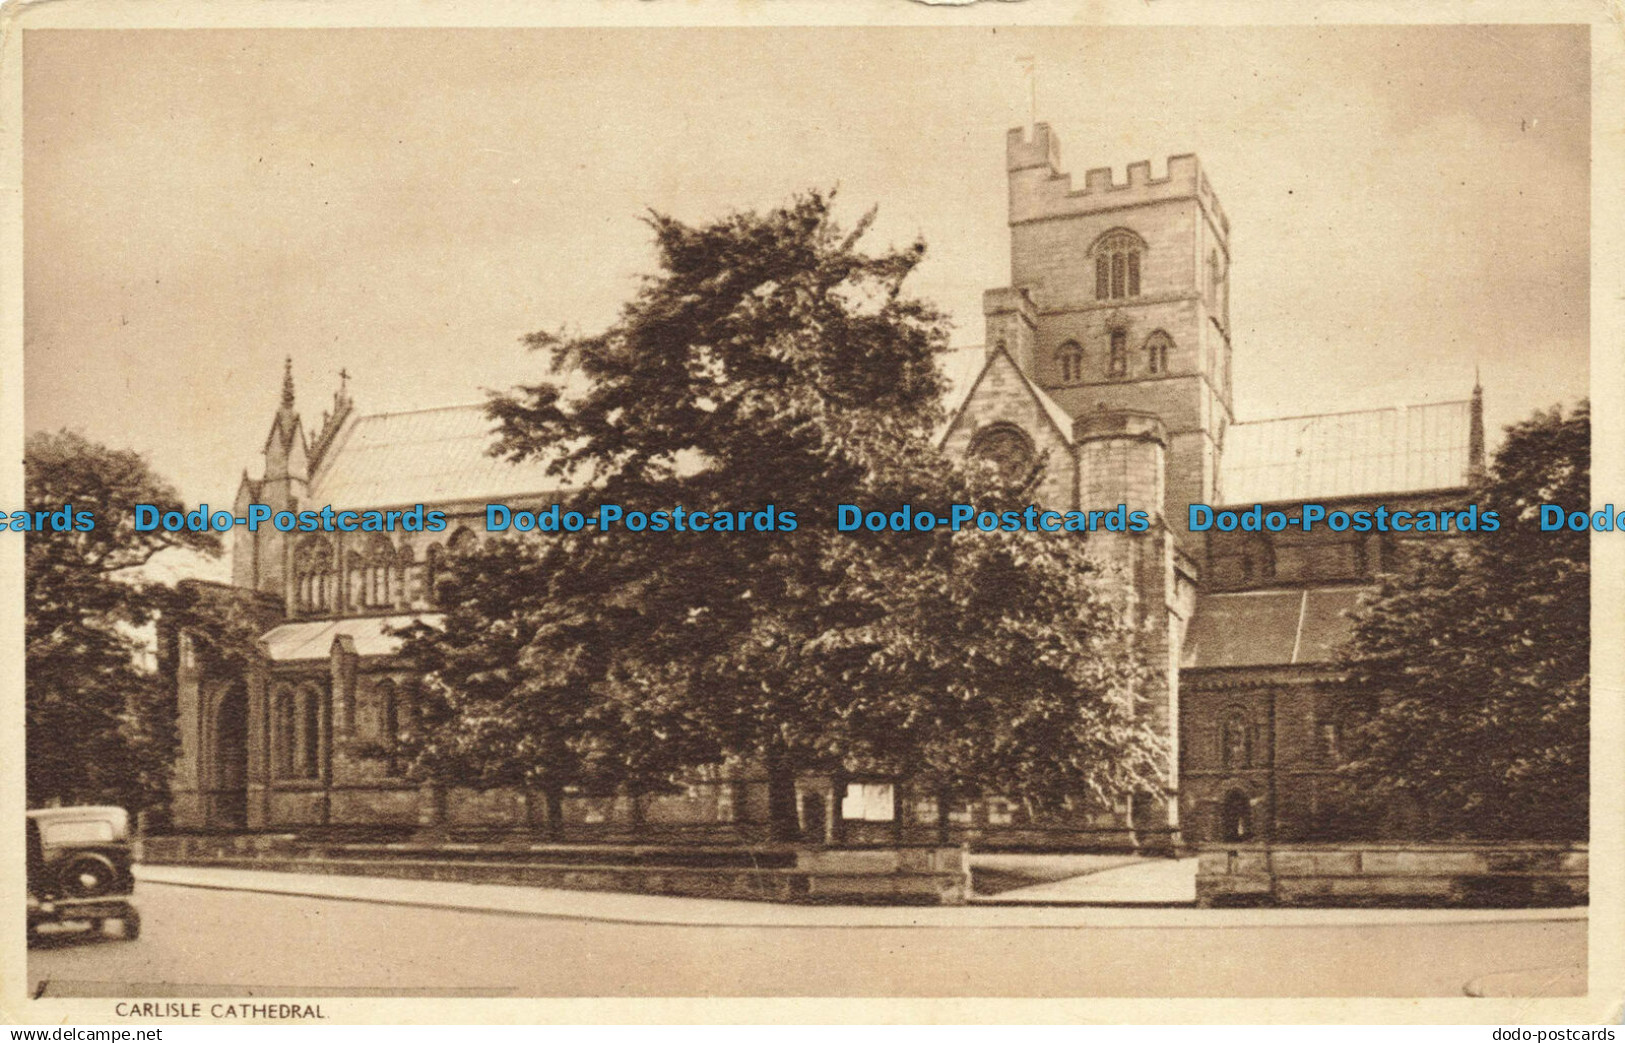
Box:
[400,193,1164,839]
[1335,402,1589,841]
[25,430,220,811]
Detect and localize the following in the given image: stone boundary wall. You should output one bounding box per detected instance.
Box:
[139,835,970,906]
[1196,842,1587,907]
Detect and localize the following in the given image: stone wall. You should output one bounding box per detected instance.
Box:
[1196,842,1587,907]
[139,835,971,905]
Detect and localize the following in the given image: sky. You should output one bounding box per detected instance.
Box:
[24,26,1590,536]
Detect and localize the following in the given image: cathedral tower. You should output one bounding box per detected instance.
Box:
[1003,123,1232,554]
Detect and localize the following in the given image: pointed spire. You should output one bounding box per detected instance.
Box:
[1469,369,1486,483]
[266,357,303,457]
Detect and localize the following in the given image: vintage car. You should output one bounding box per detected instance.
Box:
[26,806,140,942]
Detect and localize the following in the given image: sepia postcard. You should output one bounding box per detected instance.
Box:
[2,0,1622,1026]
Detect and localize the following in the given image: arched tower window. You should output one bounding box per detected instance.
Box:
[1108,329,1128,378]
[295,537,335,615]
[1092,229,1145,301]
[1209,248,1225,303]
[1057,341,1084,384]
[1145,330,1173,375]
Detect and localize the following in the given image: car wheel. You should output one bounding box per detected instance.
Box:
[59,854,120,898]
[121,909,140,941]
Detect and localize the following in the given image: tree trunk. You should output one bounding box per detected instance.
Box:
[627,787,646,838]
[543,785,565,840]
[830,771,850,847]
[765,745,799,843]
[935,788,951,846]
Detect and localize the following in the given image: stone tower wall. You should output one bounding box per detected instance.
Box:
[1003,124,1232,549]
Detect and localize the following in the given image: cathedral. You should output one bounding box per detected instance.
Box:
[168,124,1483,850]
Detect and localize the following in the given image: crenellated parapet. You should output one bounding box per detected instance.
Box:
[1006,124,1228,239]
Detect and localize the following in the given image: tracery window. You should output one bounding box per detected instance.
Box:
[363,534,395,608]
[1058,341,1084,384]
[397,543,418,605]
[295,537,335,615]
[968,423,1037,485]
[1145,330,1173,375]
[1092,229,1144,301]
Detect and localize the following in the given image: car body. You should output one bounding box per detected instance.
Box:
[26,806,140,941]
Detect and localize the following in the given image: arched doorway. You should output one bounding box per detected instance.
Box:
[1219,790,1252,843]
[209,683,249,828]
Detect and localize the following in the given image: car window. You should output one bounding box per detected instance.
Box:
[41,819,116,844]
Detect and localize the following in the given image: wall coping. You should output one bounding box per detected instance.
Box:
[1198,841,1586,852]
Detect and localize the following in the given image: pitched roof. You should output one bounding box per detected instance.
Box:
[938,344,992,430]
[935,344,1075,446]
[1181,587,1367,670]
[309,404,570,510]
[1220,400,1473,505]
[306,348,999,512]
[261,613,442,661]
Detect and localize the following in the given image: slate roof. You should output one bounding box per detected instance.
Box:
[306,346,1006,513]
[261,614,443,662]
[1220,400,1473,506]
[1180,587,1367,670]
[309,404,571,511]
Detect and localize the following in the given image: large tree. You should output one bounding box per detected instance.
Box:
[25,430,219,812]
[1334,403,1589,840]
[401,193,1162,839]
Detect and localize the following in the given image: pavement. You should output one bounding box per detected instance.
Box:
[20,868,1587,998]
[135,863,1582,929]
[974,856,1198,904]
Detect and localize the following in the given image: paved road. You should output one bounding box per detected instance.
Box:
[27,879,1585,998]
